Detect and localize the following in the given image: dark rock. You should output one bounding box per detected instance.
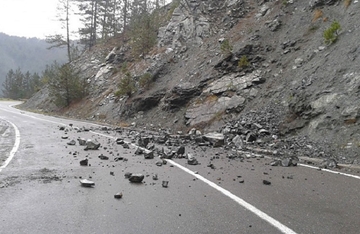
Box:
[162,180,169,188]
[80,159,88,166]
[59,126,65,131]
[61,136,68,139]
[116,138,125,145]
[122,143,130,149]
[144,150,154,159]
[176,146,185,155]
[129,174,145,183]
[187,154,198,165]
[85,140,101,150]
[138,137,151,148]
[114,192,123,199]
[155,161,163,166]
[98,154,109,160]
[263,180,271,185]
[246,133,257,143]
[114,157,124,161]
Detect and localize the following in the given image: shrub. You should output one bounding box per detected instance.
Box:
[220,39,233,55]
[115,72,136,97]
[238,55,250,68]
[323,20,340,44]
[139,73,153,89]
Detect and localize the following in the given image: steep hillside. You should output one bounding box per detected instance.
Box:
[0,33,67,93]
[20,0,360,165]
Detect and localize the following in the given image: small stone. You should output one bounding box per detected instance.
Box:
[67,140,76,146]
[77,138,86,146]
[61,136,69,139]
[176,146,185,155]
[98,154,109,160]
[144,150,154,159]
[110,172,114,176]
[153,174,158,180]
[80,159,88,166]
[114,157,124,161]
[80,179,95,187]
[114,192,123,199]
[263,180,271,185]
[85,140,101,150]
[116,138,124,145]
[162,181,169,188]
[122,143,130,149]
[187,154,198,165]
[129,174,144,183]
[155,161,163,166]
[59,126,65,131]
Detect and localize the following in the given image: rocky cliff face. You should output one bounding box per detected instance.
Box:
[21,0,360,164]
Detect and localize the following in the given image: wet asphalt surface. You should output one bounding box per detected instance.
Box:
[0,101,359,234]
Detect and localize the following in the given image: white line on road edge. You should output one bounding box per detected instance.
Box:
[299,164,360,180]
[166,159,298,234]
[0,119,21,173]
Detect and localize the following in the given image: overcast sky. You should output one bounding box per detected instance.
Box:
[0,0,74,39]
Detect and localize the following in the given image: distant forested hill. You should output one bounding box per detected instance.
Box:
[0,32,67,94]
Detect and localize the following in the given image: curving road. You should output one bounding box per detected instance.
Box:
[0,101,359,234]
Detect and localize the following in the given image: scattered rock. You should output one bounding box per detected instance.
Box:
[203,133,225,147]
[122,142,130,149]
[144,150,154,159]
[80,179,95,187]
[114,192,123,199]
[176,146,185,155]
[153,174,158,180]
[320,158,337,169]
[80,159,88,166]
[61,136,68,139]
[263,180,271,185]
[155,161,163,166]
[98,154,109,160]
[85,140,101,150]
[67,140,76,145]
[114,157,124,161]
[77,138,86,146]
[187,154,198,165]
[162,180,169,188]
[129,174,144,183]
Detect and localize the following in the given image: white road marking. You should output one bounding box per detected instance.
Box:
[0,119,21,172]
[299,164,360,180]
[166,159,298,234]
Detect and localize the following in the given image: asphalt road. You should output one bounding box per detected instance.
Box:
[0,101,359,234]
